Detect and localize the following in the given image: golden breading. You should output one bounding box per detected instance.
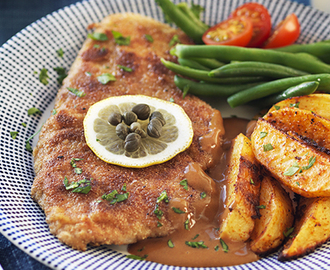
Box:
[31,13,224,250]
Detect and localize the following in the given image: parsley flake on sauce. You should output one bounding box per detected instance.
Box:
[10,131,18,139]
[180,179,188,190]
[172,207,185,214]
[88,32,108,41]
[28,107,41,116]
[184,218,189,230]
[167,239,174,248]
[67,87,86,97]
[126,254,148,261]
[154,204,163,220]
[111,30,130,45]
[220,238,229,253]
[39,68,49,85]
[97,73,116,84]
[200,191,207,199]
[185,241,208,249]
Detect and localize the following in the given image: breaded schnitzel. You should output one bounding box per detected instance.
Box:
[31,13,224,250]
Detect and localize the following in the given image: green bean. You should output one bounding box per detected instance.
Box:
[156,0,207,43]
[174,75,263,97]
[178,58,210,71]
[209,61,308,78]
[250,81,319,108]
[273,42,330,64]
[161,58,266,84]
[227,74,330,108]
[176,2,209,30]
[188,57,225,69]
[171,44,330,74]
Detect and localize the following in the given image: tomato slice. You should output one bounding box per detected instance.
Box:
[230,2,271,47]
[202,16,253,46]
[263,13,300,49]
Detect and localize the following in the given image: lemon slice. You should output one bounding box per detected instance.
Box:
[83,95,194,168]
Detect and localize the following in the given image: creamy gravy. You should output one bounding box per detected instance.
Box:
[128,117,259,267]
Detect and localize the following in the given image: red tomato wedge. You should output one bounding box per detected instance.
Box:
[202,16,253,46]
[263,13,300,48]
[230,2,272,47]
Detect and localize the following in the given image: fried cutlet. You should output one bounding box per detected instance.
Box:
[31,13,224,250]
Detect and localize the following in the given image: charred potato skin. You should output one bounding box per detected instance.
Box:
[279,197,330,261]
[220,134,261,242]
[250,174,294,256]
[251,118,330,197]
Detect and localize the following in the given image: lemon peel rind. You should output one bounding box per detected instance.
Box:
[83,95,194,168]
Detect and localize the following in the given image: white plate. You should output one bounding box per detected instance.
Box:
[1,0,330,269]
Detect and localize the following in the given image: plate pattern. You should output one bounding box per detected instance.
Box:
[0,0,330,269]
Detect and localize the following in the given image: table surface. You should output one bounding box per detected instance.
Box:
[0,0,316,269]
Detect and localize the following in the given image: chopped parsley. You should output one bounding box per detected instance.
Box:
[180,179,188,190]
[126,254,148,261]
[256,205,266,209]
[182,85,189,99]
[283,227,295,238]
[192,234,199,240]
[74,168,83,174]
[93,44,100,48]
[10,131,18,139]
[220,238,229,253]
[185,241,208,249]
[296,181,300,186]
[157,221,163,227]
[214,245,219,251]
[39,68,49,85]
[97,73,116,84]
[154,204,163,220]
[102,189,129,204]
[184,218,189,230]
[169,34,180,46]
[157,190,169,203]
[172,207,185,214]
[118,65,133,72]
[21,122,27,127]
[289,102,300,108]
[283,161,300,176]
[263,143,274,152]
[144,34,153,43]
[53,67,68,84]
[274,105,281,110]
[250,178,255,185]
[56,48,64,58]
[200,191,207,199]
[111,30,130,45]
[302,156,316,170]
[122,183,127,192]
[169,97,175,103]
[260,131,268,139]
[25,124,43,152]
[27,107,41,116]
[70,158,83,168]
[64,177,91,194]
[52,109,57,115]
[88,32,108,41]
[85,72,92,76]
[167,239,174,248]
[67,87,86,97]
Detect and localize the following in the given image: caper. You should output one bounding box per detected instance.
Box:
[116,123,129,140]
[132,104,150,120]
[124,133,141,152]
[150,111,166,126]
[147,118,162,138]
[108,112,122,126]
[123,111,138,126]
[130,122,147,138]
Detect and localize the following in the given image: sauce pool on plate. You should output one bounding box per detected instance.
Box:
[128,117,259,267]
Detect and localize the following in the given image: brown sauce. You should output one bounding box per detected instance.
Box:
[128,117,259,267]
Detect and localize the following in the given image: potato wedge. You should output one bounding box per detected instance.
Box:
[265,107,330,154]
[219,134,261,242]
[279,197,330,261]
[250,174,294,256]
[251,118,330,197]
[268,93,330,120]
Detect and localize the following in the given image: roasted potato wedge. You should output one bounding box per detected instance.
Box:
[219,133,261,242]
[268,93,330,120]
[265,107,330,153]
[279,197,330,261]
[251,118,330,197]
[250,174,294,256]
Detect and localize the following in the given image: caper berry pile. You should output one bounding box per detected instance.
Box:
[108,104,166,152]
